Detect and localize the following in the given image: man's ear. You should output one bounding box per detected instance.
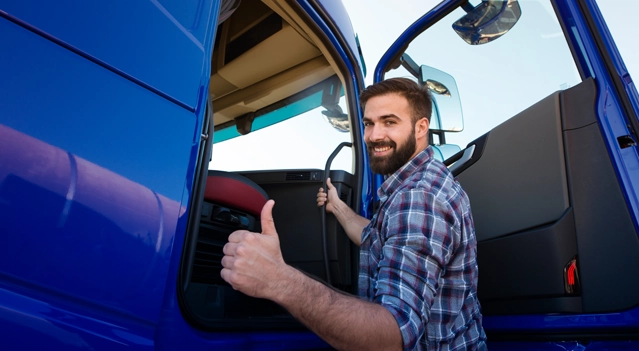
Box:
[415,117,429,138]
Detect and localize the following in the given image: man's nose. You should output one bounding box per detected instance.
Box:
[368,124,385,142]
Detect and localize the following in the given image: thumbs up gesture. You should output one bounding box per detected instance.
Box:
[221,200,288,300]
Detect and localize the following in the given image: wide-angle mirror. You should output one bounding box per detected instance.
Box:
[419,64,464,132]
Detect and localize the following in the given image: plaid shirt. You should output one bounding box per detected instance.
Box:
[359,147,486,351]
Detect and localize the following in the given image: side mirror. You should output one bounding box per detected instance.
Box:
[419,65,463,132]
[452,0,522,45]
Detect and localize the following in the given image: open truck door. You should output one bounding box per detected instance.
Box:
[374,0,639,348]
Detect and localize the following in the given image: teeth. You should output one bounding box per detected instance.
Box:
[374,146,390,152]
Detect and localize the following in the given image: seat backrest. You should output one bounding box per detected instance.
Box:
[205,170,269,216]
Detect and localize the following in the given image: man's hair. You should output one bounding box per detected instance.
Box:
[359,77,433,123]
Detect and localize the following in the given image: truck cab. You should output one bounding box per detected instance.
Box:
[0,0,637,349]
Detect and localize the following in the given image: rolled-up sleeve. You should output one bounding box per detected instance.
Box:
[373,188,459,350]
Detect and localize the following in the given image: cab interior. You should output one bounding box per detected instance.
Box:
[180,0,361,330]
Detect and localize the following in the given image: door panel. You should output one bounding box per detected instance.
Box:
[457,92,570,241]
[457,78,639,315]
[242,170,355,288]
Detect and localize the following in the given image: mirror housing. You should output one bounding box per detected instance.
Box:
[419,65,464,133]
[321,76,350,133]
[322,106,349,133]
[452,0,522,45]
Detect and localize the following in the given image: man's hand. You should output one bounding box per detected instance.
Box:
[221,201,402,351]
[317,178,342,213]
[220,200,289,300]
[317,177,369,246]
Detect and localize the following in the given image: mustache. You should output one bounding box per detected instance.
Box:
[367,140,396,151]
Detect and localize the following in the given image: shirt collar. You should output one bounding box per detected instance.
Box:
[377,146,434,201]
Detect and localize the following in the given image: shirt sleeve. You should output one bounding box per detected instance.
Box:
[373,188,460,351]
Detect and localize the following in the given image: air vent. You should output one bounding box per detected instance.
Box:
[285,172,311,181]
[191,227,228,285]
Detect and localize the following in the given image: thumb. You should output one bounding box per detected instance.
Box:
[326,177,335,190]
[260,199,278,237]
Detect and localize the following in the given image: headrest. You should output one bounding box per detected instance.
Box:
[204,170,268,216]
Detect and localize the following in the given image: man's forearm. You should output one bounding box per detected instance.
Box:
[272,266,402,351]
[331,202,369,246]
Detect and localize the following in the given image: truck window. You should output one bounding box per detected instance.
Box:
[386,0,582,149]
[210,78,353,173]
[597,1,639,82]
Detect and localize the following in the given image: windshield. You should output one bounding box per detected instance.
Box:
[210,78,352,172]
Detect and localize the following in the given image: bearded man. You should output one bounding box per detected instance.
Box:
[221,78,486,351]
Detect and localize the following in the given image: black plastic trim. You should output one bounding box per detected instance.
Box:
[177,98,216,327]
[444,132,489,177]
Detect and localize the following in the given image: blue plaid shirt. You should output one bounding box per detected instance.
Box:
[359,147,486,351]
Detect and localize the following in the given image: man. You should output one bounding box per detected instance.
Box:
[221,78,486,350]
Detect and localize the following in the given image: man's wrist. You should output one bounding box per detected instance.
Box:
[268,264,300,304]
[332,199,351,221]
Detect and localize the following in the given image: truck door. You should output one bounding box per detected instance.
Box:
[374,0,639,348]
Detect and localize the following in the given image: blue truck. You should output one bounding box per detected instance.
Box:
[1,0,638,349]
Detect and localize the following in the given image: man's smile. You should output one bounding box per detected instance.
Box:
[373,146,392,155]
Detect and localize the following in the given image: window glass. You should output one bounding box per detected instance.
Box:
[387,0,582,148]
[597,0,639,81]
[210,84,353,172]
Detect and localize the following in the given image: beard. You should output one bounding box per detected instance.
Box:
[367,130,417,175]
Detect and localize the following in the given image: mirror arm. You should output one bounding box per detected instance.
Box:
[430,129,446,145]
[321,75,342,110]
[400,53,420,80]
[461,1,475,13]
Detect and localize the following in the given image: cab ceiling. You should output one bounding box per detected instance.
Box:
[210,0,336,127]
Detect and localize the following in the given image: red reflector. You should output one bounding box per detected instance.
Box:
[564,257,580,294]
[567,262,576,286]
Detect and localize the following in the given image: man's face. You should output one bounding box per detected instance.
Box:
[363,94,419,175]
